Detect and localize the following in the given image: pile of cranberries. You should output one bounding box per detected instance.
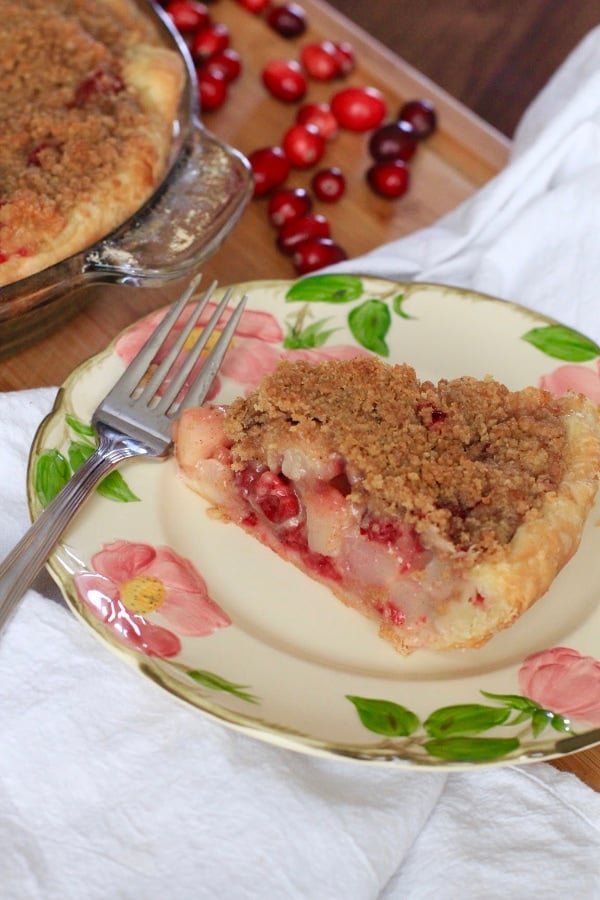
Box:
[159,0,438,274]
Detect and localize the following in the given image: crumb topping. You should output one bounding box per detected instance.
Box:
[224,357,569,556]
[0,0,168,270]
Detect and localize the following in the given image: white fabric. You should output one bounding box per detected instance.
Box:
[2,27,600,900]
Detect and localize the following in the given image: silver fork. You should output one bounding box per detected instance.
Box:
[0,275,246,632]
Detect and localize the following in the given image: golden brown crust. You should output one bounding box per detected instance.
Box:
[0,0,184,286]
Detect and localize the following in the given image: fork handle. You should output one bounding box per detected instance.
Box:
[0,442,138,633]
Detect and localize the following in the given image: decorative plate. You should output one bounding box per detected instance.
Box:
[28,277,600,769]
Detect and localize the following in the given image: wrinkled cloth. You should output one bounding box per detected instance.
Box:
[3,25,600,900]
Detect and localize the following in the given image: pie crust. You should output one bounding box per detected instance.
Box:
[174,357,600,653]
[0,0,185,286]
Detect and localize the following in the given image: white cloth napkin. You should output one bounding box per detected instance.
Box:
[3,27,600,900]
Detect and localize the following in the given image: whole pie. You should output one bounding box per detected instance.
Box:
[174,356,600,653]
[0,0,185,286]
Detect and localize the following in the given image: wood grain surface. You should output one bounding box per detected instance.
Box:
[2,0,599,789]
[327,0,600,137]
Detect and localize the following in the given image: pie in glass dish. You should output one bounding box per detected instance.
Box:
[0,0,185,287]
[175,356,600,653]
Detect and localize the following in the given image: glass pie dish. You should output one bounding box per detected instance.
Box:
[0,0,253,360]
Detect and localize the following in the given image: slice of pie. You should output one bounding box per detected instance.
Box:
[174,356,600,653]
[0,0,185,286]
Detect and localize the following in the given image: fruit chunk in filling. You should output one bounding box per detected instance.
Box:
[175,357,600,653]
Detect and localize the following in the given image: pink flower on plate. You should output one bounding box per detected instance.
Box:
[75,540,230,658]
[115,301,368,396]
[518,646,600,726]
[539,360,600,403]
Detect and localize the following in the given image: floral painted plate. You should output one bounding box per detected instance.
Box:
[28,276,600,769]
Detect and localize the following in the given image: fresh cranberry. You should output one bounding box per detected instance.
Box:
[267,3,307,38]
[296,102,338,140]
[248,146,290,197]
[333,41,355,76]
[197,67,228,110]
[282,123,326,169]
[293,237,347,273]
[366,160,410,198]
[398,98,437,139]
[206,47,242,82]
[190,22,230,63]
[330,86,387,132]
[262,59,307,102]
[368,121,418,162]
[236,0,269,10]
[300,41,340,80]
[277,213,330,254]
[267,187,312,227]
[164,0,209,33]
[311,166,346,202]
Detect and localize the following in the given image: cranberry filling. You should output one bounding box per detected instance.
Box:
[236,464,341,582]
[360,516,425,573]
[70,68,124,107]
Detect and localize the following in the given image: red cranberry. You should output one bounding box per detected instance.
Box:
[311,167,346,202]
[296,102,338,140]
[398,98,437,139]
[262,59,307,102]
[282,123,326,169]
[368,121,418,162]
[236,0,269,10]
[206,48,242,82]
[70,68,124,107]
[366,160,410,198]
[190,22,230,63]
[330,86,387,131]
[248,146,290,197]
[164,0,209,33]
[254,471,300,523]
[333,41,355,76]
[300,41,340,80]
[267,3,307,38]
[267,187,313,227]
[197,67,228,110]
[293,238,347,274]
[277,213,330,254]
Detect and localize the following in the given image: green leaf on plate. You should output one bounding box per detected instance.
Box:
[346,695,420,736]
[480,690,541,713]
[187,669,259,704]
[68,440,139,503]
[65,414,95,439]
[34,449,71,507]
[522,324,600,361]
[424,704,511,738]
[392,292,414,319]
[348,299,391,356]
[424,736,520,763]
[283,317,338,349]
[68,439,94,471]
[285,274,363,304]
[96,471,140,503]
